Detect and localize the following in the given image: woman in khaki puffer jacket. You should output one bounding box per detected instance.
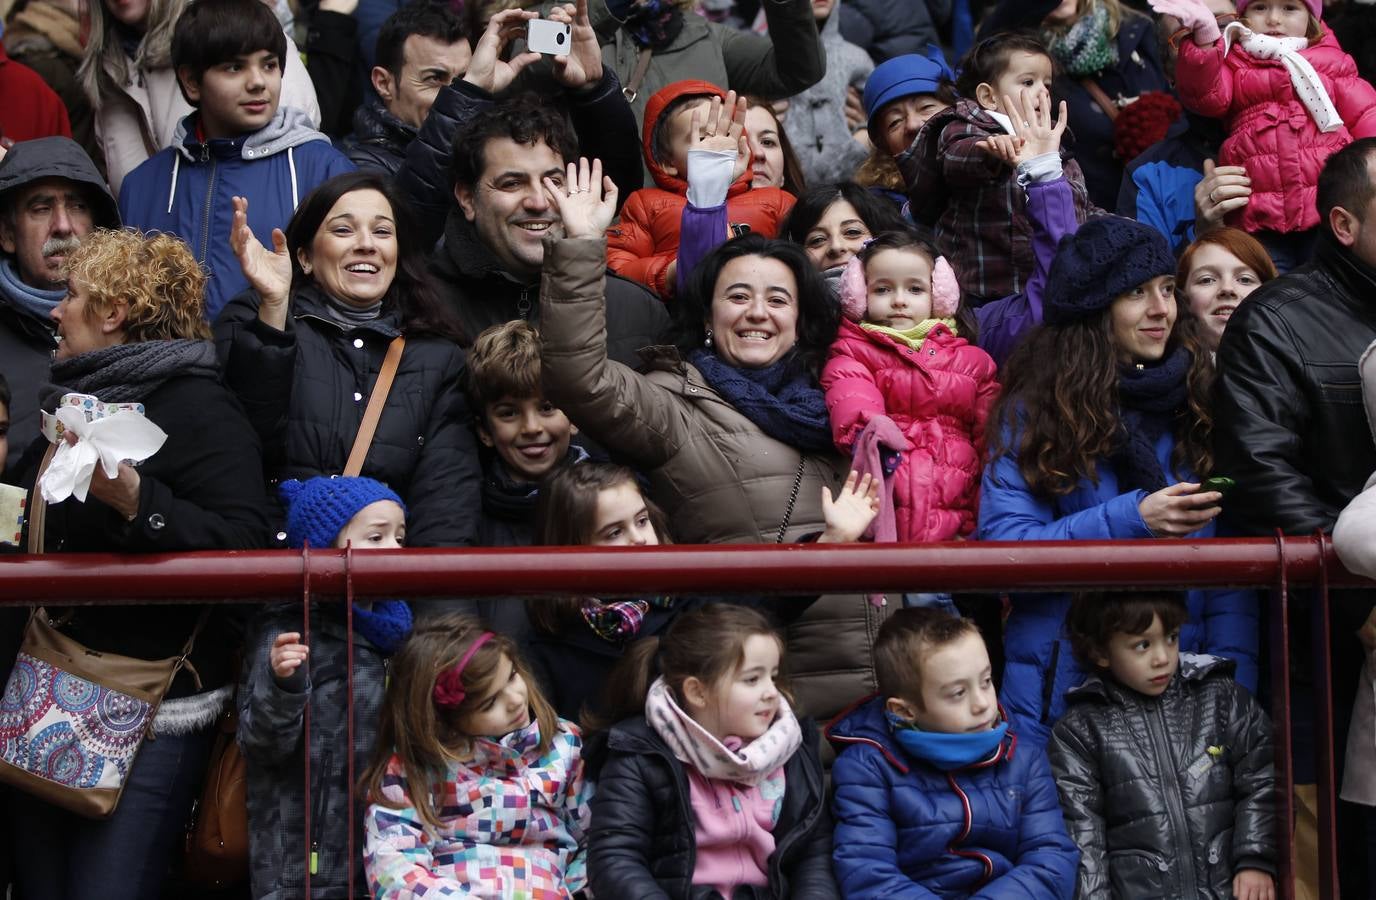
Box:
[537,168,891,738]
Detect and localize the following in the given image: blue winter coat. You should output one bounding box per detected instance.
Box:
[118,106,355,320]
[827,697,1079,899]
[978,421,1260,747]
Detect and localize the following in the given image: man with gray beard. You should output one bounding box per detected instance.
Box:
[0,136,117,468]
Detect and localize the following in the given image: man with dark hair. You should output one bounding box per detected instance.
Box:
[398,4,665,360]
[1214,135,1376,898]
[347,2,471,174]
[0,136,118,460]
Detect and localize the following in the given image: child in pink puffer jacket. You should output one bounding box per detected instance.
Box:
[1159,0,1376,266]
[821,231,999,546]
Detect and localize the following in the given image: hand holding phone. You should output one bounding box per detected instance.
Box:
[527,18,572,55]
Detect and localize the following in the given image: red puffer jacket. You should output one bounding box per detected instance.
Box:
[821,319,999,544]
[606,79,794,299]
[1175,28,1376,234]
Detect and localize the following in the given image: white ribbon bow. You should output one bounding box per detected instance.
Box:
[40,406,167,504]
[1224,22,1344,133]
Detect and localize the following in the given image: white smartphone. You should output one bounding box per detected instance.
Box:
[527,19,572,55]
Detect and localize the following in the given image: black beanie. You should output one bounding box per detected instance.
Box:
[1044,217,1177,326]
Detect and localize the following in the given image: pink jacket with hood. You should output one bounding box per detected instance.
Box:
[1175,27,1376,233]
[820,256,1000,544]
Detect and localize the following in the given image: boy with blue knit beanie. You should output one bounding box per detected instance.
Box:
[237,475,413,899]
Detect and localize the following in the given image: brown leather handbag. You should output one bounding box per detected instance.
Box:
[182,685,249,888]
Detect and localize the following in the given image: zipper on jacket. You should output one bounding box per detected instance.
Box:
[1040,642,1060,724]
[310,748,332,876]
[196,154,218,266]
[1145,700,1199,897]
[518,289,532,318]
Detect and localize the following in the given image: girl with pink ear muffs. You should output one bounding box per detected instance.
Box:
[820,232,1001,552]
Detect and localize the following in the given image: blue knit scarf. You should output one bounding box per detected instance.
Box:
[1110,346,1192,495]
[887,709,1010,771]
[351,599,412,656]
[688,350,833,452]
[0,258,65,323]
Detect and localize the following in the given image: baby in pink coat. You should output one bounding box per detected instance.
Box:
[1160,0,1376,239]
[821,232,999,545]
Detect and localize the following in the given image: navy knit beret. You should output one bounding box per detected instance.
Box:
[1043,217,1177,326]
[278,476,405,550]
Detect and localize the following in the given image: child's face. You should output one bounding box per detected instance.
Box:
[0,400,8,474]
[1243,0,1310,37]
[334,499,406,549]
[865,248,934,329]
[662,98,714,178]
[803,199,872,271]
[457,653,532,739]
[893,630,999,734]
[685,633,782,743]
[1092,613,1181,697]
[1110,274,1177,365]
[1183,243,1264,351]
[479,394,576,482]
[978,51,1054,115]
[591,481,660,546]
[875,93,950,158]
[179,50,283,140]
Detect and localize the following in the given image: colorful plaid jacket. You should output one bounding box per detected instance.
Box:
[901,98,1096,302]
[364,718,590,898]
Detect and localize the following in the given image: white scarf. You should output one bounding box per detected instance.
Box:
[1224,21,1344,133]
[644,677,802,787]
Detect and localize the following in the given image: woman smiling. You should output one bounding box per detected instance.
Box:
[215,170,481,547]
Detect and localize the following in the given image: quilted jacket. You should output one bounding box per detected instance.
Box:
[827,696,1078,899]
[821,319,999,543]
[586,714,837,899]
[538,235,892,729]
[902,99,1096,301]
[1175,28,1376,234]
[607,80,795,300]
[1048,655,1277,899]
[213,283,482,548]
[364,718,590,898]
[978,419,1260,747]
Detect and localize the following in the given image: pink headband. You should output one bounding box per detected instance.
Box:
[837,251,962,322]
[433,631,496,710]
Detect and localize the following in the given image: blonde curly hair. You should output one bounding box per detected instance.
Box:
[64,230,211,343]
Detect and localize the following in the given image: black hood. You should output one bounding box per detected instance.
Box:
[0,136,119,230]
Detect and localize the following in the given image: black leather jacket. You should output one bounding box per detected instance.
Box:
[1214,232,1376,535]
[1049,655,1277,899]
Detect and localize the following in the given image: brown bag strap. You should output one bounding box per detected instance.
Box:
[343,336,406,478]
[26,443,59,555]
[623,48,653,103]
[1081,78,1120,122]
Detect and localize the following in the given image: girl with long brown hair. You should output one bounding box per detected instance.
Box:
[586,604,837,898]
[361,614,590,897]
[978,215,1260,747]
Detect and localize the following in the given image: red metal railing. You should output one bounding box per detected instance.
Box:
[1,535,1368,897]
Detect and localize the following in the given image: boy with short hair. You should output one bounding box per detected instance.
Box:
[606,80,794,300]
[827,607,1078,899]
[1050,591,1276,900]
[463,320,582,548]
[118,0,354,321]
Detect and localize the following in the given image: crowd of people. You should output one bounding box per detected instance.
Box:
[1,0,1376,894]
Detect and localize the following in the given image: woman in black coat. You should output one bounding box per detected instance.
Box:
[11,229,273,900]
[216,171,481,547]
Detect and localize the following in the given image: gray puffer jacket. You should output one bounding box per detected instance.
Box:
[783,1,873,186]
[238,605,389,900]
[1048,655,1277,899]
